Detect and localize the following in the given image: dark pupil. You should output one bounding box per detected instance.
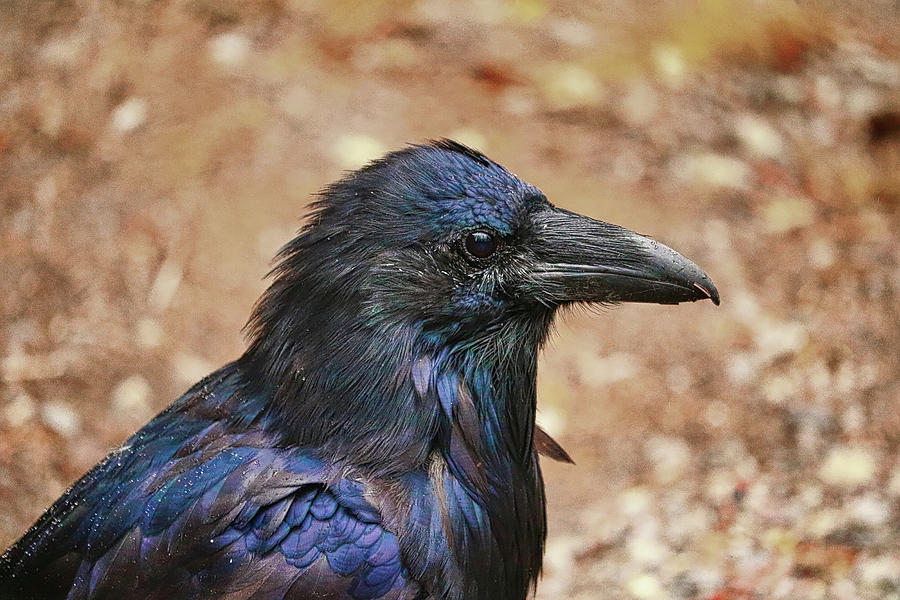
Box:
[465,231,496,258]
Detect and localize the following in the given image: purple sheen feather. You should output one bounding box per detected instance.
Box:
[364,532,399,567]
[325,542,368,576]
[309,490,338,520]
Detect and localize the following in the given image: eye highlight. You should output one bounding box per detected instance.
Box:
[464,231,498,259]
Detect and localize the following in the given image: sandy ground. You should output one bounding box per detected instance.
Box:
[1,1,898,598]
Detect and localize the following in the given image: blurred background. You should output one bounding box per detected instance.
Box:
[1,1,898,598]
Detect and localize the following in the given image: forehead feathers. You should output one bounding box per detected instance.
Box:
[413,141,537,235]
[335,140,540,240]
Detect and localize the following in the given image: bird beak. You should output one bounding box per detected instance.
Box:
[528,207,720,306]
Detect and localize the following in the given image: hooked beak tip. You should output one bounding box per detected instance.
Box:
[692,281,720,306]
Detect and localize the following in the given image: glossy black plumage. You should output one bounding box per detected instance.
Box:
[0,141,718,600]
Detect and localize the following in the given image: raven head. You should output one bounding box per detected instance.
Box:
[275,140,718,345]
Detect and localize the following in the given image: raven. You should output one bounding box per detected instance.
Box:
[0,140,718,600]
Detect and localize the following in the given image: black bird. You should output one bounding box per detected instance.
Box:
[0,140,718,600]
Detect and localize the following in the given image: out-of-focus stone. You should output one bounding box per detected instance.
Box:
[762,196,815,233]
[333,134,386,170]
[653,45,686,89]
[540,536,578,598]
[625,572,664,600]
[857,555,900,590]
[703,400,729,428]
[620,81,658,126]
[148,260,182,312]
[40,34,86,67]
[704,469,736,504]
[829,578,857,600]
[644,435,692,485]
[809,115,836,146]
[209,32,252,68]
[845,87,880,117]
[753,319,808,359]
[814,75,842,109]
[840,404,865,433]
[112,375,152,420]
[762,373,798,406]
[174,352,215,384]
[136,317,164,349]
[547,17,596,48]
[539,64,602,110]
[111,98,148,133]
[40,400,81,437]
[849,493,891,527]
[888,463,900,498]
[627,533,669,566]
[806,508,844,538]
[278,83,313,122]
[818,446,877,488]
[673,152,751,190]
[4,393,35,427]
[448,128,487,152]
[618,486,653,518]
[773,75,806,104]
[735,114,785,160]
[808,237,836,269]
[725,352,758,386]
[579,352,640,388]
[665,364,692,394]
[613,149,646,183]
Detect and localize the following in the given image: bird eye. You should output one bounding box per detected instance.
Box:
[464,231,498,259]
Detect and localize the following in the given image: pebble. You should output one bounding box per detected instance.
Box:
[703,400,729,428]
[644,435,692,485]
[148,259,182,312]
[618,486,653,518]
[725,352,758,385]
[579,351,640,388]
[625,572,664,600]
[111,98,148,133]
[612,149,646,183]
[540,64,602,110]
[174,353,214,384]
[112,375,152,420]
[760,373,795,406]
[664,364,693,394]
[762,196,815,233]
[332,134,386,170]
[704,469,736,504]
[805,508,844,538]
[807,236,836,269]
[40,400,81,437]
[448,128,487,152]
[848,493,891,527]
[4,393,35,427]
[845,87,880,117]
[39,33,85,67]
[673,152,751,190]
[818,446,877,488]
[814,75,842,109]
[653,45,686,89]
[888,463,900,497]
[627,534,669,566]
[620,81,659,126]
[753,318,808,359]
[773,75,806,104]
[208,32,252,68]
[857,555,900,589]
[136,317,164,349]
[735,113,785,159]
